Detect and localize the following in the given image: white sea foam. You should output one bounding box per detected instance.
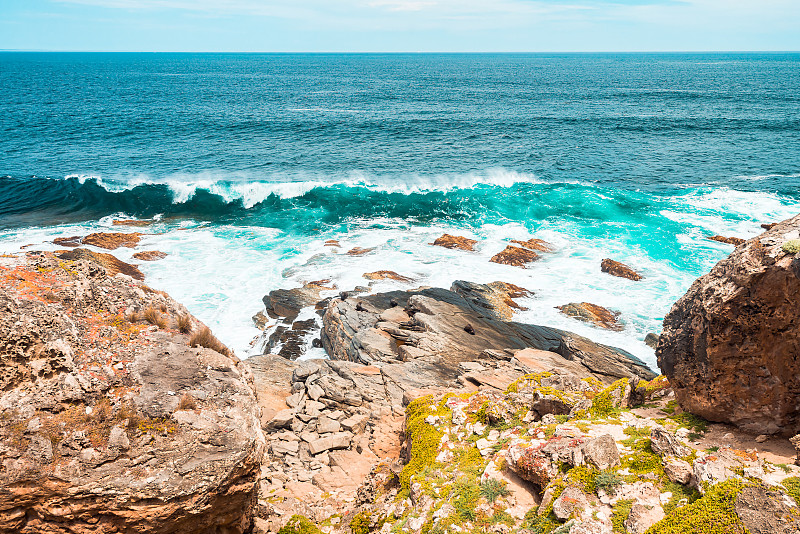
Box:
[60,168,544,207]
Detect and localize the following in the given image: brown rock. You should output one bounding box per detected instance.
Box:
[734,484,800,534]
[52,236,82,247]
[451,280,533,321]
[57,248,144,280]
[551,486,588,520]
[346,247,375,256]
[112,219,154,227]
[0,252,264,534]
[624,503,665,534]
[510,238,555,253]
[708,235,747,246]
[600,258,643,281]
[81,232,142,250]
[430,234,477,251]
[132,250,168,261]
[657,214,800,435]
[762,223,778,230]
[363,271,414,283]
[490,245,539,268]
[324,240,341,247]
[557,302,622,331]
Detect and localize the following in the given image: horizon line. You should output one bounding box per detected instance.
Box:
[2,49,799,54]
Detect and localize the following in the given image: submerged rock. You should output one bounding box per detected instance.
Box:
[510,238,555,253]
[81,231,142,249]
[490,245,540,267]
[133,250,168,261]
[658,213,800,435]
[363,270,414,282]
[430,233,478,251]
[557,302,623,331]
[0,252,263,534]
[600,258,643,281]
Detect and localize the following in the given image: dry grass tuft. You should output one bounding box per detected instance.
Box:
[143,306,167,329]
[127,310,141,323]
[177,314,193,334]
[177,393,197,411]
[159,304,167,313]
[189,326,232,357]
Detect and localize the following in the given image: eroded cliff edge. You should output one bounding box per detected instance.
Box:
[0,250,264,534]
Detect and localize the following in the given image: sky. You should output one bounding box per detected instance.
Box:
[0,0,798,52]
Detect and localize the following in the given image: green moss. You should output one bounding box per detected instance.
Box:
[454,444,486,478]
[782,239,800,254]
[669,412,708,433]
[611,499,634,533]
[644,479,749,534]
[399,395,445,490]
[278,515,324,534]
[479,478,510,503]
[523,508,561,534]
[782,477,800,507]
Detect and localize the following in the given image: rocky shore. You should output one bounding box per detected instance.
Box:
[2,215,800,534]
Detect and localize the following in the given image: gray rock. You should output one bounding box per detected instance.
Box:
[107,425,130,451]
[272,440,300,456]
[307,383,325,401]
[552,486,588,521]
[664,457,693,485]
[583,434,620,470]
[341,414,369,434]
[650,426,691,457]
[266,409,295,430]
[735,484,800,534]
[624,503,665,534]
[316,416,341,434]
[285,392,304,409]
[308,432,353,455]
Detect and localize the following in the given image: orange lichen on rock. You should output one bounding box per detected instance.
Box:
[430,234,477,251]
[600,258,642,281]
[490,245,539,267]
[82,232,142,250]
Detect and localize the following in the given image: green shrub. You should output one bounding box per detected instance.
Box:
[782,240,800,254]
[644,479,749,534]
[479,478,510,503]
[595,470,622,493]
[782,477,800,507]
[611,499,634,533]
[350,511,371,534]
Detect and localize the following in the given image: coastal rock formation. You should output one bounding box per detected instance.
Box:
[363,271,414,282]
[320,281,654,383]
[58,248,144,280]
[708,235,746,246]
[81,231,142,249]
[451,280,532,321]
[600,258,643,281]
[346,247,375,256]
[430,234,477,251]
[510,238,555,253]
[0,252,264,534]
[490,245,539,267]
[658,213,800,435]
[133,250,168,261]
[113,219,155,227]
[557,302,623,331]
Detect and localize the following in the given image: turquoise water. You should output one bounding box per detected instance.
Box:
[1,53,799,368]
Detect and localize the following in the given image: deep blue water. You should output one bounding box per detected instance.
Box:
[1,52,799,365]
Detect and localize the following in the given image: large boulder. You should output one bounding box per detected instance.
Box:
[0,252,264,533]
[657,214,800,435]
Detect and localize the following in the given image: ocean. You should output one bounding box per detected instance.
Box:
[1,52,799,369]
